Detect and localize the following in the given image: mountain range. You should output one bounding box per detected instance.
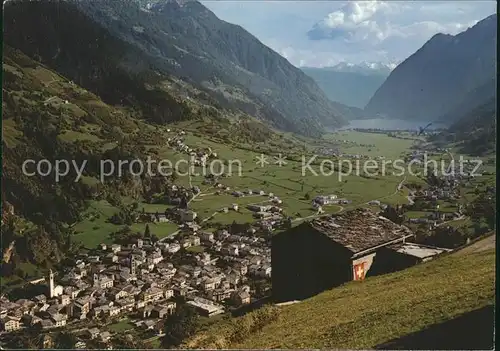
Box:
[365,14,496,122]
[315,62,395,75]
[7,0,492,130]
[301,63,391,109]
[3,0,353,136]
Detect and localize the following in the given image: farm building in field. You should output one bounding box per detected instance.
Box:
[180,210,197,222]
[247,204,270,212]
[272,208,415,302]
[312,194,338,205]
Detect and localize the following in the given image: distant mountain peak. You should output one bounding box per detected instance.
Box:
[309,61,396,75]
[357,61,397,72]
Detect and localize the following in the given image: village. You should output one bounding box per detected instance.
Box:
[0,128,493,349]
[0,212,273,347]
[0,130,356,347]
[0,130,281,347]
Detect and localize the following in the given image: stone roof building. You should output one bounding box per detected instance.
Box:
[272,208,414,302]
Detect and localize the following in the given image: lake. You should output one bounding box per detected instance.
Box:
[338,118,448,131]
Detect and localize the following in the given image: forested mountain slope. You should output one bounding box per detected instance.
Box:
[4,0,348,136]
[365,14,496,122]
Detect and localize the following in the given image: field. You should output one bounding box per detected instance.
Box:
[72,200,180,248]
[107,319,135,333]
[405,210,430,219]
[58,130,102,142]
[324,131,420,158]
[72,200,122,248]
[185,247,495,349]
[69,127,431,248]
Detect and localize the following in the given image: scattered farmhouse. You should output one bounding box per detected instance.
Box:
[312,194,338,205]
[180,210,197,222]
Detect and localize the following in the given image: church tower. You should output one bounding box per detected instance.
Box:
[130,255,136,276]
[49,269,55,298]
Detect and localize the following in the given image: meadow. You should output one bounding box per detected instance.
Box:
[323,130,419,159]
[70,126,429,248]
[72,199,180,249]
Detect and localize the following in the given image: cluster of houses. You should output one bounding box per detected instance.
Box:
[315,147,340,156]
[417,185,459,201]
[312,195,351,206]
[407,211,460,225]
[311,195,351,212]
[314,146,372,158]
[141,206,198,225]
[414,173,463,203]
[403,168,467,227]
[0,221,272,340]
[336,138,375,148]
[215,190,286,231]
[312,194,337,206]
[166,130,217,166]
[343,153,370,159]
[231,189,270,198]
[246,204,283,219]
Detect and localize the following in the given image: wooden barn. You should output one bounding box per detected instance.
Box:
[272,208,415,302]
[369,242,451,275]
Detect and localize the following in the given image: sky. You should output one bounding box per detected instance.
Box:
[202,1,496,68]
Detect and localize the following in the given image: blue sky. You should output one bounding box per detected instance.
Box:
[202,1,496,68]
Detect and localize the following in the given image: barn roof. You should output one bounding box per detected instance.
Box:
[386,242,451,259]
[309,208,413,255]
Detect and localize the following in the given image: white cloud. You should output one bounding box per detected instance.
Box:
[307,1,485,44]
[388,19,481,39]
[203,0,496,67]
[308,1,393,42]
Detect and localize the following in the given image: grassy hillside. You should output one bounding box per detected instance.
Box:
[184,248,495,349]
[450,98,496,156]
[427,97,495,158]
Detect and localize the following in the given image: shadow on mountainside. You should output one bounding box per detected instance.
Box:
[375,305,494,350]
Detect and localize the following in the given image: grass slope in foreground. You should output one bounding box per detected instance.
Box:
[184,248,495,349]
